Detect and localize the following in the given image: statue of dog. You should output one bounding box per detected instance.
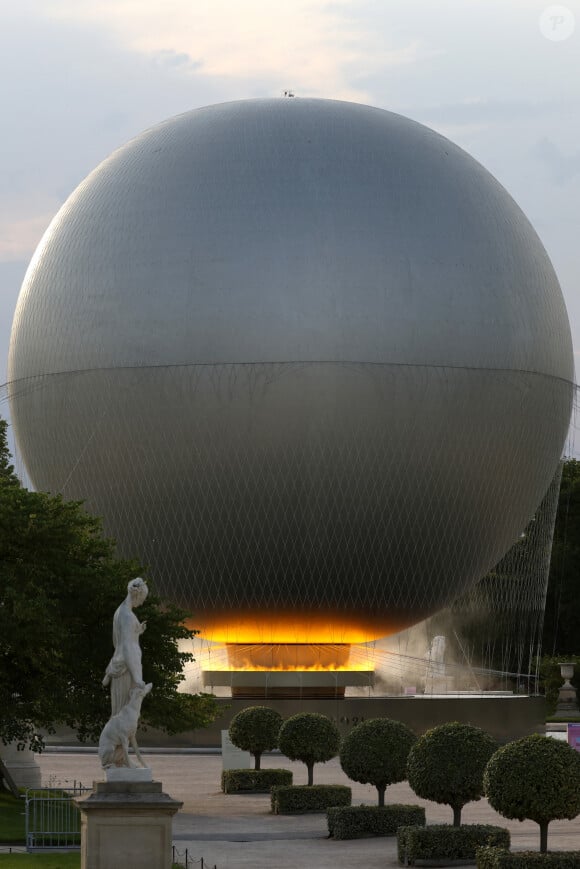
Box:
[98,682,152,769]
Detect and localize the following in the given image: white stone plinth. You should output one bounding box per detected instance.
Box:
[203,670,374,688]
[105,766,152,783]
[221,730,251,770]
[2,742,41,789]
[75,780,182,869]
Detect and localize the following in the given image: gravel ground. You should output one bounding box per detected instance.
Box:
[33,751,580,868]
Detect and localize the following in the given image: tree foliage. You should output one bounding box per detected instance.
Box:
[406,722,497,825]
[339,717,416,806]
[0,419,219,753]
[0,422,18,488]
[278,712,340,786]
[484,733,580,853]
[543,459,580,656]
[537,655,580,716]
[228,706,282,770]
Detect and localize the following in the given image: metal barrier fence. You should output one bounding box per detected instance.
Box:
[172,848,216,869]
[25,784,92,851]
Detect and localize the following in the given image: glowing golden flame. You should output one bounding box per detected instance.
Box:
[184,612,401,645]
[211,661,371,672]
[190,642,377,673]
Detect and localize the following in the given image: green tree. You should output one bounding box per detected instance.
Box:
[537,654,580,715]
[228,706,282,770]
[543,459,580,655]
[0,421,18,487]
[278,712,340,786]
[0,419,219,759]
[340,718,416,807]
[484,733,580,853]
[407,722,497,825]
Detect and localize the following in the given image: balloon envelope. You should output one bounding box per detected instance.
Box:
[8,98,574,642]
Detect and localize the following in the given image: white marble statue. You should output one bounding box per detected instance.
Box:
[100,578,152,770]
[98,683,152,769]
[425,635,447,694]
[103,577,149,714]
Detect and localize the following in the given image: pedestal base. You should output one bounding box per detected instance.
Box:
[75,781,183,869]
[2,742,41,789]
[105,766,153,783]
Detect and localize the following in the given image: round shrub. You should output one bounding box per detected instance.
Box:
[278,712,340,785]
[228,705,282,770]
[407,722,497,826]
[484,733,580,853]
[340,717,416,806]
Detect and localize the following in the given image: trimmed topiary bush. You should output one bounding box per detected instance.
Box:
[538,656,580,718]
[477,847,580,868]
[221,768,292,793]
[484,733,580,853]
[407,721,497,826]
[228,705,283,770]
[339,717,416,806]
[327,803,425,839]
[397,824,510,866]
[271,784,351,814]
[278,712,340,785]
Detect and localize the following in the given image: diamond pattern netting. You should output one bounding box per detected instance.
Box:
[435,464,563,677]
[4,360,573,644]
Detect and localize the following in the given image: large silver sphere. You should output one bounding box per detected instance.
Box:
[8,98,573,643]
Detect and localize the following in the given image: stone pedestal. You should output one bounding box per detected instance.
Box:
[75,780,182,869]
[106,767,153,783]
[556,662,580,717]
[1,742,41,789]
[221,729,251,770]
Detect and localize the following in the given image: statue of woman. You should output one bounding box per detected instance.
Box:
[102,577,149,715]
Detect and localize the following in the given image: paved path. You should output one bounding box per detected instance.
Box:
[36,751,580,868]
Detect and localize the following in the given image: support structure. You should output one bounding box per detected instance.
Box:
[76,780,182,869]
[556,662,580,718]
[203,668,374,699]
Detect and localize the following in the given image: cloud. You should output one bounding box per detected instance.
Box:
[0,261,28,387]
[0,213,56,263]
[0,8,228,265]
[43,0,437,101]
[420,96,580,127]
[532,136,580,185]
[0,185,62,264]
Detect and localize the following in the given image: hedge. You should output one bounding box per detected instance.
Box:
[271,784,351,814]
[397,824,510,866]
[477,847,580,869]
[327,803,425,839]
[221,768,292,793]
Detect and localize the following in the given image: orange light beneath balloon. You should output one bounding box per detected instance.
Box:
[184,610,406,645]
[224,643,369,671]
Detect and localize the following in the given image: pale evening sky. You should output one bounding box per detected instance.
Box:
[1,0,579,446]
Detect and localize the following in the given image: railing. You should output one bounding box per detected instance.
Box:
[25,783,91,851]
[172,847,217,868]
